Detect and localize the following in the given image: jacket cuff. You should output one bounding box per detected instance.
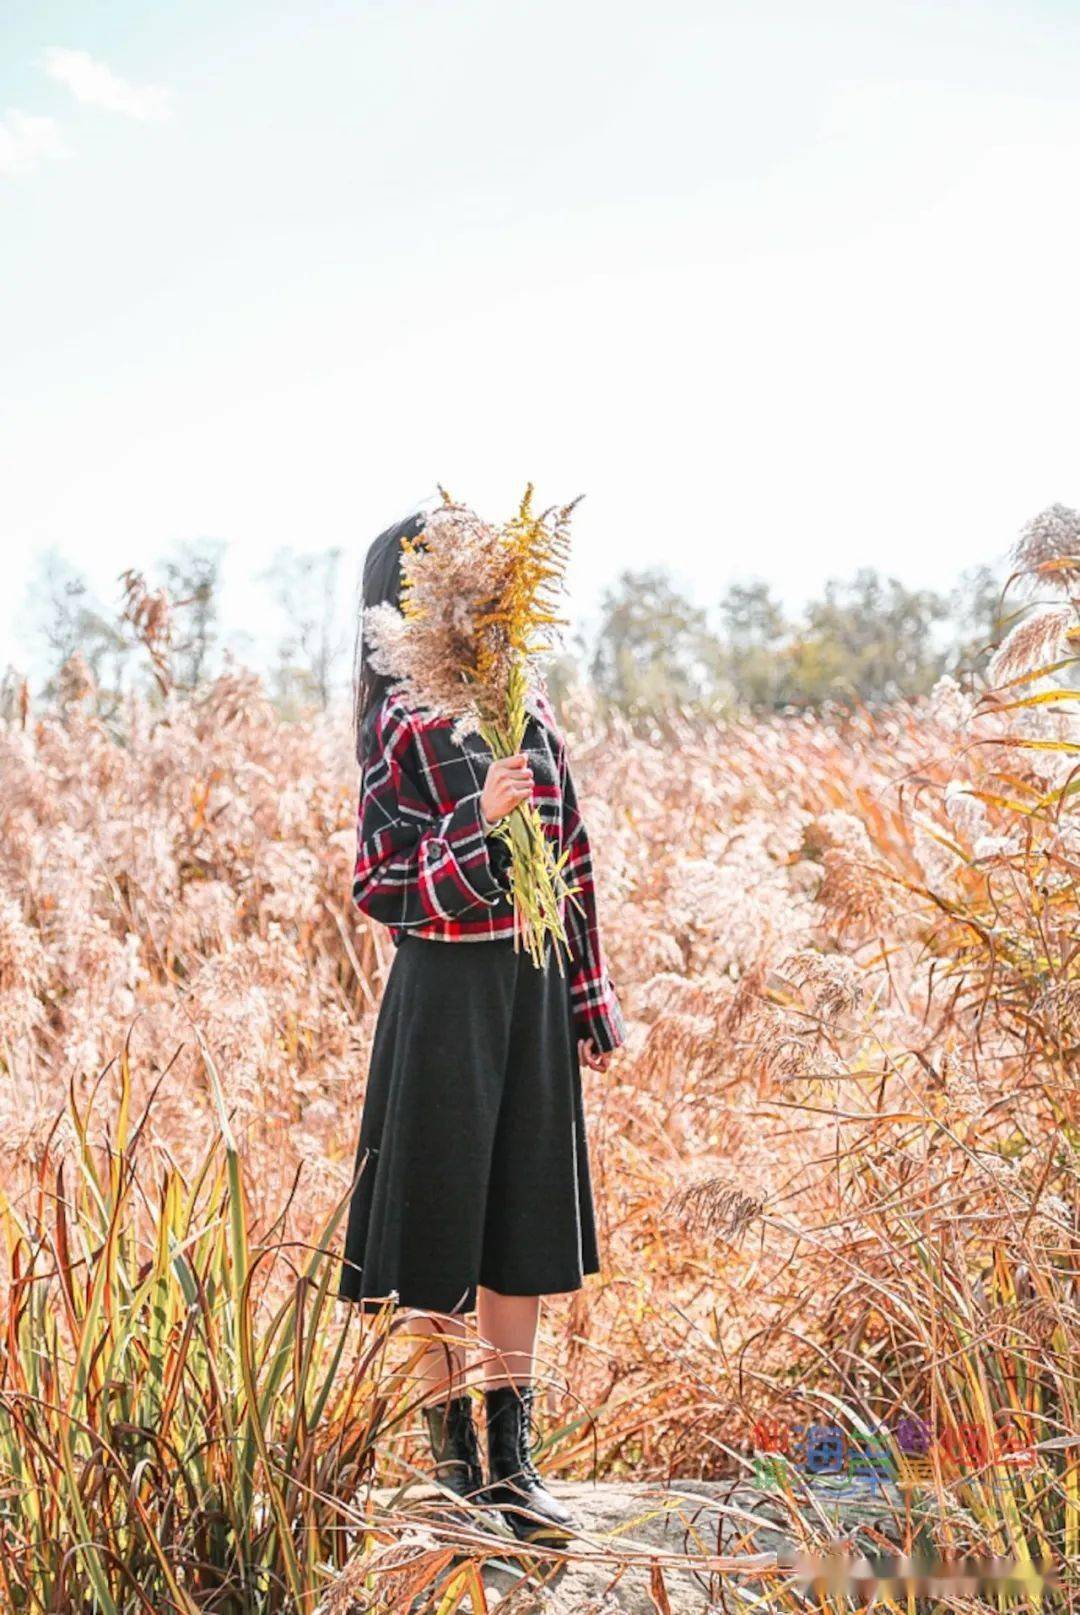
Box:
[427,792,507,911]
[573,977,627,1055]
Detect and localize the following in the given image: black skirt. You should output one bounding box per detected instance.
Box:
[337,933,600,1314]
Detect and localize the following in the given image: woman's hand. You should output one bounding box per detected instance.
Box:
[578,1037,613,1073]
[481,753,533,825]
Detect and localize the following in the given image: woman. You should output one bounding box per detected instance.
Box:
[338,505,625,1543]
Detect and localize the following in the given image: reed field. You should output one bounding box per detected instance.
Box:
[1,561,1079,1608]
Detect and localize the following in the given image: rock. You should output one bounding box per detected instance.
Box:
[338,1476,910,1613]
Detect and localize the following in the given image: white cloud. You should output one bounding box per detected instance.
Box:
[43,48,172,122]
[0,109,67,177]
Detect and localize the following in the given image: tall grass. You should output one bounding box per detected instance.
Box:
[2,516,1080,1605]
[0,1040,425,1610]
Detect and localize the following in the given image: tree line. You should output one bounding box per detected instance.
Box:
[575,562,1002,715]
[10,542,1004,720]
[17,543,347,718]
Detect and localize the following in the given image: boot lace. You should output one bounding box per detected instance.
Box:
[517,1391,545,1486]
[462,1414,483,1475]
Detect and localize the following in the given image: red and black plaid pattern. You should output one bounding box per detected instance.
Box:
[352,687,626,1054]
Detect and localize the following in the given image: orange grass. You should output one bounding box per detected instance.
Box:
[1,651,1078,1607]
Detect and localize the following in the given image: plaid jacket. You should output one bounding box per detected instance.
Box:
[352,686,626,1054]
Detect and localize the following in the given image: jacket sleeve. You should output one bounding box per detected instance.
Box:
[353,700,508,927]
[556,729,627,1055]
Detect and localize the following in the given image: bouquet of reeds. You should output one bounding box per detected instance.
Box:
[364,485,582,969]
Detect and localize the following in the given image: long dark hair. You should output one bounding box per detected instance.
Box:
[352,506,428,764]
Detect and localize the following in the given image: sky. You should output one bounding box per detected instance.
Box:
[4,0,1080,676]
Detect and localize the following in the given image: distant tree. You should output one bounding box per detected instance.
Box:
[543,631,591,721]
[0,666,29,727]
[263,547,348,710]
[947,563,1006,678]
[590,568,722,715]
[716,580,789,708]
[27,550,127,698]
[163,539,223,687]
[781,570,949,707]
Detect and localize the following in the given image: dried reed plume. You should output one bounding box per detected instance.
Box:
[776,946,862,1017]
[366,486,580,965]
[56,649,96,707]
[987,603,1077,685]
[365,487,573,749]
[1011,502,1080,588]
[664,1174,764,1240]
[364,500,509,743]
[120,568,174,694]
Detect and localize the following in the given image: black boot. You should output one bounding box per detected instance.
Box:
[483,1384,576,1543]
[421,1394,485,1504]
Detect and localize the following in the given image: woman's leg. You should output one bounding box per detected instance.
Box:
[477,1286,573,1541]
[476,1287,540,1388]
[409,1289,539,1395]
[410,1309,487,1506]
[409,1309,469,1403]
